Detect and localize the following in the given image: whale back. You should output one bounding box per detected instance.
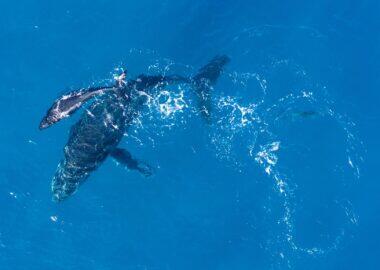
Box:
[51,91,130,201]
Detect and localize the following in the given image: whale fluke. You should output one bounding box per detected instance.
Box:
[192,55,230,121]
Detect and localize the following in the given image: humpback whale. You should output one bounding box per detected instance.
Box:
[40,55,230,202]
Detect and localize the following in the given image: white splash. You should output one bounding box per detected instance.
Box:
[254,141,280,176]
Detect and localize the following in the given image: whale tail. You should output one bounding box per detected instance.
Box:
[192,55,230,122]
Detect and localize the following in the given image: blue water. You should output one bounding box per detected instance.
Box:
[0,1,379,269]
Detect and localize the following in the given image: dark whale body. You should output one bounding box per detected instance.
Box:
[52,77,167,201]
[52,90,130,201]
[41,56,230,202]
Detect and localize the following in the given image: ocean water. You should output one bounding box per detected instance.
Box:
[0,0,379,269]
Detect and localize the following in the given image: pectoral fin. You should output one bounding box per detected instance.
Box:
[110,148,154,177]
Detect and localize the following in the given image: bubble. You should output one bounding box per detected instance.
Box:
[108,52,364,267]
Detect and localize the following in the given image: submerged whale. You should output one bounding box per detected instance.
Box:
[40,55,230,202]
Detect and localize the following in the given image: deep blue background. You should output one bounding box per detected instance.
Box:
[0,1,379,269]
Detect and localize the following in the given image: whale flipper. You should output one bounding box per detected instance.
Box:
[39,86,117,130]
[110,148,154,177]
[192,55,230,121]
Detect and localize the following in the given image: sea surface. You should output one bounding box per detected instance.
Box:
[0,1,379,269]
